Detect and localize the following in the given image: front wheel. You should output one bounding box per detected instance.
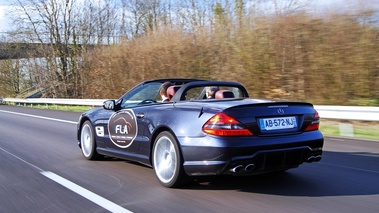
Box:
[152,131,192,188]
[80,121,103,160]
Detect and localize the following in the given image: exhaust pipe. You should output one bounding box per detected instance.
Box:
[307,156,315,162]
[231,165,244,173]
[307,155,322,163]
[314,155,322,162]
[245,164,255,172]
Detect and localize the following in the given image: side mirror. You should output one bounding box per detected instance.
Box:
[103,100,115,110]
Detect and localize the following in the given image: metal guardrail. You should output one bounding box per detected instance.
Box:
[1,98,107,106]
[1,98,379,121]
[314,105,379,122]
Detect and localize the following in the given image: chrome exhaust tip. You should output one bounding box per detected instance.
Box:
[245,164,255,171]
[307,156,315,162]
[307,155,322,163]
[314,155,322,162]
[231,165,244,173]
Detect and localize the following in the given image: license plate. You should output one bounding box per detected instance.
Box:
[259,116,297,131]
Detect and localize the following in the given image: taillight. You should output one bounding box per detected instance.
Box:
[202,112,253,136]
[305,111,320,131]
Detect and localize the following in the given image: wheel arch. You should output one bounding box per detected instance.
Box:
[77,115,91,146]
[149,126,182,165]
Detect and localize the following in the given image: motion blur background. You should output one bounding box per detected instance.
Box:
[0,0,378,106]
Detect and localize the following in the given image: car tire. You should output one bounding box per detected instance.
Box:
[152,131,192,188]
[80,121,103,160]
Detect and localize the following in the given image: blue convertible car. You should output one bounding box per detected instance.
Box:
[77,79,323,187]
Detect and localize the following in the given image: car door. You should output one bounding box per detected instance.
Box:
[104,82,162,154]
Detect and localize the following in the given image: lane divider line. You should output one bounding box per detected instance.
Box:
[41,171,133,213]
[0,147,44,172]
[0,147,132,213]
[0,109,77,124]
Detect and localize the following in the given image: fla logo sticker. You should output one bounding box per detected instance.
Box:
[108,109,138,148]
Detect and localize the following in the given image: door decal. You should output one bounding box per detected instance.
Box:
[108,109,138,148]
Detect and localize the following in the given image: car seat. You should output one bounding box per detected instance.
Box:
[215,90,235,99]
[166,86,181,101]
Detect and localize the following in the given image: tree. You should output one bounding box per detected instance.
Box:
[0,59,25,97]
[8,0,79,97]
[8,0,121,98]
[120,0,168,36]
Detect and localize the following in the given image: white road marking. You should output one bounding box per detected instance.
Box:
[42,171,133,213]
[0,147,44,172]
[0,148,133,213]
[0,109,77,124]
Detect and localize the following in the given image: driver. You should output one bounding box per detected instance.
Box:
[159,82,174,102]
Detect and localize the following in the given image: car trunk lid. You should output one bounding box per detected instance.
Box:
[223,101,318,136]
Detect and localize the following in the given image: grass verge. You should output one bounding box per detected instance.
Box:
[5,103,93,112]
[320,119,379,141]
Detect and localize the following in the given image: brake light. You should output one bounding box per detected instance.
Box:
[202,112,253,136]
[305,111,320,131]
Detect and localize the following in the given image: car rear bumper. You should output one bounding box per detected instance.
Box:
[178,131,324,176]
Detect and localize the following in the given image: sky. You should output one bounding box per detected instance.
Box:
[0,0,12,33]
[0,8,7,32]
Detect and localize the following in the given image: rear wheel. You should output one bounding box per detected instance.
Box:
[152,131,192,188]
[80,121,102,160]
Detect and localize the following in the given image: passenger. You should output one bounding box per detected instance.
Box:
[206,86,219,99]
[159,82,174,102]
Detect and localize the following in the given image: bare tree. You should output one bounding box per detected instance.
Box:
[8,0,78,97]
[0,59,26,97]
[77,0,119,45]
[120,0,165,36]
[7,0,121,97]
[173,0,216,31]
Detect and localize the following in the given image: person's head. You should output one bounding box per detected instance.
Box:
[160,81,174,100]
[206,86,219,98]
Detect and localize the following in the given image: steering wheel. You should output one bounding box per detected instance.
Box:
[138,99,157,105]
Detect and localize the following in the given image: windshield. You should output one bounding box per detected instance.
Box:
[120,82,162,108]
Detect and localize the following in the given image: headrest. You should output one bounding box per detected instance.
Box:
[215,90,235,99]
[167,85,181,100]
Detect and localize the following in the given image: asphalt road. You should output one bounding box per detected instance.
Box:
[0,105,379,213]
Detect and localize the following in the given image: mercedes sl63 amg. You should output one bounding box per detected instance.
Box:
[77,79,323,187]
